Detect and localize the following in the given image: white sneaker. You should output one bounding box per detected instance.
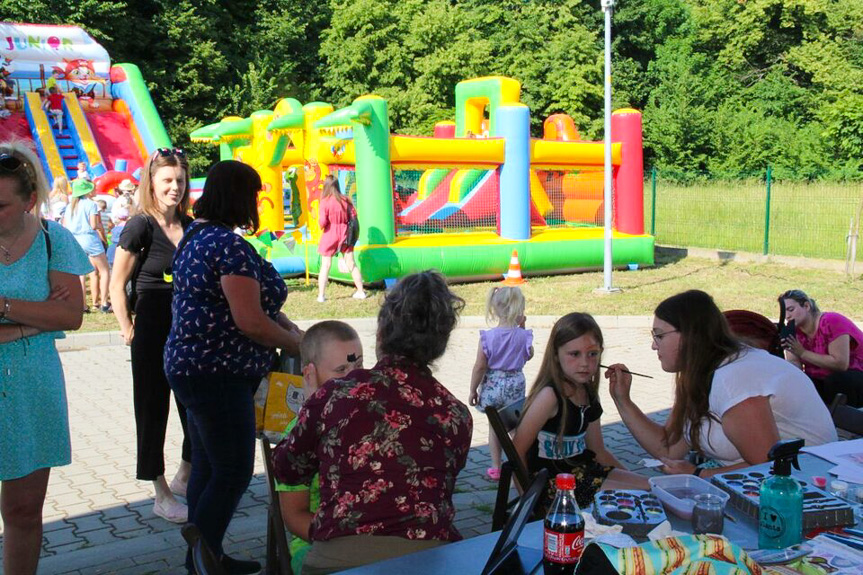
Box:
[317,295,326,303]
[352,291,367,300]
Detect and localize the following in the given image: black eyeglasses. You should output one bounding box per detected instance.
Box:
[651,329,678,344]
[152,147,186,160]
[0,153,23,172]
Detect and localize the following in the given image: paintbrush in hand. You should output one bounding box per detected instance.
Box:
[600,364,654,379]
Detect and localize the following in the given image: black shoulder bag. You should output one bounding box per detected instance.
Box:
[124,215,155,311]
[41,218,52,260]
[342,202,360,249]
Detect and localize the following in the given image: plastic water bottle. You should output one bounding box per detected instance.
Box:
[543,473,584,575]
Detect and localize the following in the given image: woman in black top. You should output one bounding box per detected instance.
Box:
[514,313,648,507]
[109,149,192,523]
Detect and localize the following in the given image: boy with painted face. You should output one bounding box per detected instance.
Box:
[274,320,363,575]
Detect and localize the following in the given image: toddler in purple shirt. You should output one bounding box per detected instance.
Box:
[469,286,534,480]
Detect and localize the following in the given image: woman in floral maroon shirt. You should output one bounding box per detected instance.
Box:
[273,271,473,574]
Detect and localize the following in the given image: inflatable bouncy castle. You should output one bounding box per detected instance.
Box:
[0,23,173,193]
[194,76,654,283]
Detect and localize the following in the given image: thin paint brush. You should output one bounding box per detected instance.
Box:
[600,365,654,379]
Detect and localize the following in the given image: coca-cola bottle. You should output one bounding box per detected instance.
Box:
[543,473,584,575]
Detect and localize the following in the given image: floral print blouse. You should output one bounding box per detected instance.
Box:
[273,355,473,542]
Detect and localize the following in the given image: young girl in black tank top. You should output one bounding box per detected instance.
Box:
[513,313,649,508]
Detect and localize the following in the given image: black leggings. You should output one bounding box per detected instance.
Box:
[130,290,191,480]
[812,369,863,408]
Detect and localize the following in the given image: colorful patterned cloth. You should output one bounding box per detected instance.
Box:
[576,534,763,575]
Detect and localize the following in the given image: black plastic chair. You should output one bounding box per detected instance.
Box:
[260,437,294,575]
[830,393,863,436]
[181,523,228,575]
[486,399,538,531]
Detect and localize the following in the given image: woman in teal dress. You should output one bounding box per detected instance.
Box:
[0,142,91,574]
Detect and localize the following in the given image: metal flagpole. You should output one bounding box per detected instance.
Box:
[599,0,619,293]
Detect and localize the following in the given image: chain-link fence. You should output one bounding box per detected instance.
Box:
[645,168,863,260]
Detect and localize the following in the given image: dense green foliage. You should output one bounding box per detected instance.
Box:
[2,0,861,179]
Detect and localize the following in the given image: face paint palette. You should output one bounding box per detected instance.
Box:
[712,470,854,529]
[592,490,668,537]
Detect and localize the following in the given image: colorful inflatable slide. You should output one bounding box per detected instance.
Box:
[193,76,654,283]
[0,23,171,191]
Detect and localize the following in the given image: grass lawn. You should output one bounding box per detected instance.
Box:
[78,251,863,333]
[646,179,863,260]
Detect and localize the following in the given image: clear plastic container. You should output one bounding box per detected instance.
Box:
[648,475,730,520]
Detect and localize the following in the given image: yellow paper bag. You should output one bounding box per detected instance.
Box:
[256,371,306,442]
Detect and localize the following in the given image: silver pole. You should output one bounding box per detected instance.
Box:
[600,0,615,292]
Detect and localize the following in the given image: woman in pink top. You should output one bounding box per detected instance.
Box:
[316,175,365,303]
[779,289,863,406]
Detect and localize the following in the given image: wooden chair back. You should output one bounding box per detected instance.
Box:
[260,437,294,575]
[486,399,536,531]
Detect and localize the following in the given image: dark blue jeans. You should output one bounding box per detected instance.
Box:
[167,372,259,571]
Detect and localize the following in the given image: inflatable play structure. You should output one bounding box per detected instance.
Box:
[0,23,171,192]
[194,76,653,283]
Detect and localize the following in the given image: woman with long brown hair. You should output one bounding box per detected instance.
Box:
[316,175,365,302]
[513,313,647,508]
[607,290,836,478]
[109,148,194,523]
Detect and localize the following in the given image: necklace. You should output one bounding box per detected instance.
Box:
[0,219,27,264]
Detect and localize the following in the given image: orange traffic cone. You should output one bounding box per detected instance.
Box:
[502,250,525,286]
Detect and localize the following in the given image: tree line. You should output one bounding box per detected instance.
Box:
[3,0,861,180]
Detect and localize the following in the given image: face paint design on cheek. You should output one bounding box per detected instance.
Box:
[347,353,357,362]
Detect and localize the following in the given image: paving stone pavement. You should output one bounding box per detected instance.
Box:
[0,316,674,574]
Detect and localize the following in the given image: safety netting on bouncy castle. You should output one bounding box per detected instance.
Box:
[390,165,614,236]
[535,168,611,229]
[393,167,501,236]
[328,165,358,204]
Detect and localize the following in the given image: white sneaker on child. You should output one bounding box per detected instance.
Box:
[317,295,326,303]
[352,291,367,300]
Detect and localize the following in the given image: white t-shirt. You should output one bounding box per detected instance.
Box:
[689,347,837,465]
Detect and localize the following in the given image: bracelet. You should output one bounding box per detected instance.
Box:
[19,325,24,340]
[0,296,9,320]
[693,467,704,477]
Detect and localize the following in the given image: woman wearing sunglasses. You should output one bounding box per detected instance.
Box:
[605,290,836,479]
[778,289,863,407]
[0,143,91,574]
[165,160,303,575]
[109,148,193,524]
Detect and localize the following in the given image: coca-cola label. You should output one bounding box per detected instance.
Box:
[543,528,584,563]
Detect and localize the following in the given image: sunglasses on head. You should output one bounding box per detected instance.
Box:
[0,153,23,172]
[152,147,186,160]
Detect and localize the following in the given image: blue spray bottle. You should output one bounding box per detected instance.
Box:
[758,438,804,549]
